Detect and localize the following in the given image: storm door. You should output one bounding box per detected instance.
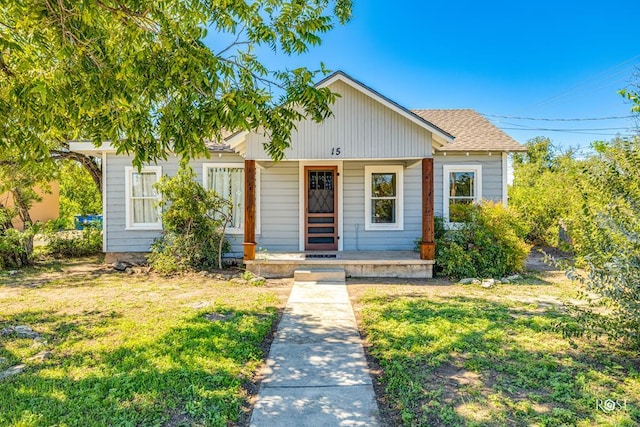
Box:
[305,167,338,250]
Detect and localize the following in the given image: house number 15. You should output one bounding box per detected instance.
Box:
[331,147,342,156]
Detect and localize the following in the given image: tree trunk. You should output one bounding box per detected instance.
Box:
[11,187,33,229]
[52,150,102,192]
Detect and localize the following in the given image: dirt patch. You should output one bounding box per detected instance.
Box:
[526,246,573,272]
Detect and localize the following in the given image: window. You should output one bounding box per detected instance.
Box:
[365,165,404,230]
[125,166,162,230]
[203,163,245,233]
[443,165,482,223]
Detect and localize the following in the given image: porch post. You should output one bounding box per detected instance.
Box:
[421,158,435,260]
[243,159,256,261]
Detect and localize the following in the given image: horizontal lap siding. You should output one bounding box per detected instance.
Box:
[434,154,503,217]
[105,154,245,253]
[257,161,299,251]
[342,161,421,251]
[246,80,433,160]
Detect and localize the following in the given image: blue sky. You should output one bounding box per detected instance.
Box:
[237,0,640,152]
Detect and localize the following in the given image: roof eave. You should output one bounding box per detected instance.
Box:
[317,71,455,146]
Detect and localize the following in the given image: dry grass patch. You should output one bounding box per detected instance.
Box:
[0,257,291,426]
[349,271,640,426]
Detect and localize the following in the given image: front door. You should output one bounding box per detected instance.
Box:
[305,166,338,250]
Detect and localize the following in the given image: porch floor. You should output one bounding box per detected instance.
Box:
[245,251,434,279]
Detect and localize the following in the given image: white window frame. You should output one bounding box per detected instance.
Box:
[365,165,404,231]
[125,166,162,230]
[202,163,260,235]
[443,164,482,224]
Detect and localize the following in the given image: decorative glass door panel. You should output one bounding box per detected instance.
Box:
[305,167,338,250]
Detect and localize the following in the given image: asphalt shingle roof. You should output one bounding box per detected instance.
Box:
[412,109,525,152]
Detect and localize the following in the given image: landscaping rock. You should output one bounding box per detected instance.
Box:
[28,351,52,363]
[14,325,39,339]
[33,336,48,347]
[481,279,496,289]
[0,364,25,380]
[112,261,129,271]
[458,278,481,285]
[0,327,13,336]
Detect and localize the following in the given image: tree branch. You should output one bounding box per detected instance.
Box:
[51,150,102,192]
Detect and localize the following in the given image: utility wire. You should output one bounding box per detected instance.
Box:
[482,113,636,122]
[517,54,640,113]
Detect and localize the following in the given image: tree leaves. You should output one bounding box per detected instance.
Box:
[0,0,352,167]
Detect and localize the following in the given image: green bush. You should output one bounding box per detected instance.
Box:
[0,228,35,269]
[45,227,103,257]
[435,202,529,279]
[148,165,231,274]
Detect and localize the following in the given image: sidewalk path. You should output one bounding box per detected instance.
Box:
[250,281,380,426]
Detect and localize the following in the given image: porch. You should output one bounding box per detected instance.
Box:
[244,250,434,279]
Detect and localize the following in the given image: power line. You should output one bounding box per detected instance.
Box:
[482,113,636,122]
[517,54,640,113]
[499,127,634,137]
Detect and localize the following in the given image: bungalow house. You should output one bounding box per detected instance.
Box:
[70,71,524,278]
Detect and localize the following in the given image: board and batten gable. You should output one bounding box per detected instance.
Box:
[104,153,245,254]
[433,152,505,218]
[244,80,435,161]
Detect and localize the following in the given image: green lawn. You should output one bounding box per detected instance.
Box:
[350,273,640,427]
[0,258,290,426]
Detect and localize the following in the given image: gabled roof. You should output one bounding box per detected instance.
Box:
[317,71,454,146]
[412,109,525,152]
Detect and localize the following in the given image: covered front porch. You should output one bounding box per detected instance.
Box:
[244,250,435,279]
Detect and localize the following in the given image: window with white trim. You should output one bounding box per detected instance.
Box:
[125,166,162,230]
[203,163,245,233]
[443,165,482,223]
[365,165,404,230]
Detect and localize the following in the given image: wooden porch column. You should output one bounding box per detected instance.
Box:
[421,158,435,260]
[243,160,256,261]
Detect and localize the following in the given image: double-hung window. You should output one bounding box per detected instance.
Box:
[443,165,482,223]
[365,165,404,230]
[203,163,245,233]
[125,166,162,230]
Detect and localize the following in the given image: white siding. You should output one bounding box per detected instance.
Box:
[245,80,433,160]
[434,153,504,217]
[105,153,245,253]
[256,161,300,251]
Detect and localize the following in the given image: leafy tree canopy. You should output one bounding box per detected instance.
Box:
[0,0,353,166]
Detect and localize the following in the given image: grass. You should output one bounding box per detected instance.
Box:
[350,272,640,427]
[0,257,290,426]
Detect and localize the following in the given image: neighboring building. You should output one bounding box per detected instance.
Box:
[0,182,60,230]
[70,71,525,278]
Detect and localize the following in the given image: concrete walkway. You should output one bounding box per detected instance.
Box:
[250,281,380,426]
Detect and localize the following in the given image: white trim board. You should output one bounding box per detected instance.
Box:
[201,162,261,235]
[442,164,483,223]
[298,160,344,251]
[124,166,163,231]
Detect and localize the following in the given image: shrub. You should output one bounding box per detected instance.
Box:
[45,227,103,257]
[148,165,231,274]
[0,228,35,269]
[435,202,529,279]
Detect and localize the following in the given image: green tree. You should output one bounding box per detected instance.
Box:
[58,160,102,228]
[509,137,581,246]
[563,136,640,348]
[0,0,353,168]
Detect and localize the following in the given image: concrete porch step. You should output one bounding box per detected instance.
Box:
[294,268,346,284]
